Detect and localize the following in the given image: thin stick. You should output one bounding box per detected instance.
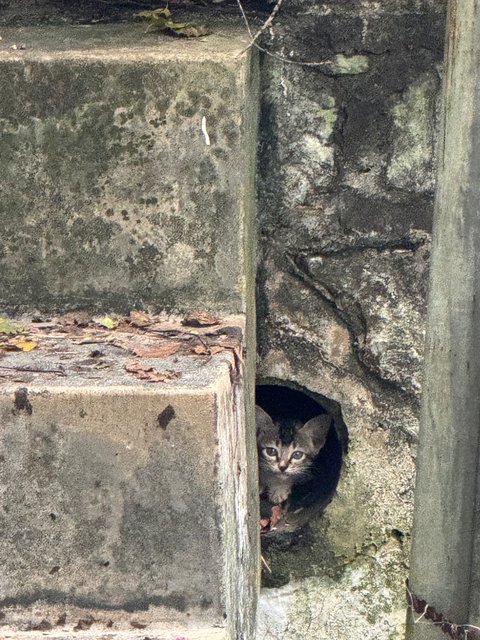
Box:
[236,0,253,39]
[242,0,284,53]
[0,365,66,376]
[261,554,272,574]
[413,603,429,624]
[236,0,331,68]
[252,41,331,68]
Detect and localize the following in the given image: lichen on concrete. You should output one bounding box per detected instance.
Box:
[387,73,439,193]
[258,564,407,640]
[329,54,370,75]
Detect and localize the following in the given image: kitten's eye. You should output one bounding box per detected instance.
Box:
[291,451,304,460]
[265,447,277,457]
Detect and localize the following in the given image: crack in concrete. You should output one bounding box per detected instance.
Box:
[283,249,421,416]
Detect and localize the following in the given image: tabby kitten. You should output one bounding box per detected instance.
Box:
[256,405,331,505]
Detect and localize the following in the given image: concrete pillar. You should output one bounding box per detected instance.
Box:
[0,19,259,640]
[407,1,480,638]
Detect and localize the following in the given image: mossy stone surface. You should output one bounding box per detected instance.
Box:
[0,22,258,316]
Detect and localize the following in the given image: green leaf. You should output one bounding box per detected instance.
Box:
[135,6,210,37]
[96,315,118,329]
[0,317,23,334]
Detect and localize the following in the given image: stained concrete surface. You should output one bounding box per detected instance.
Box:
[0,21,258,316]
[0,319,256,639]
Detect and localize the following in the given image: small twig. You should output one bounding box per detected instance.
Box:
[235,0,253,39]
[241,0,283,53]
[183,331,211,354]
[143,328,184,337]
[414,603,429,624]
[252,41,331,68]
[0,365,67,376]
[75,339,112,345]
[261,554,272,574]
[235,0,332,68]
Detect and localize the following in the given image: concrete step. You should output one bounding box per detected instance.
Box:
[0,20,258,316]
[0,18,259,639]
[0,315,257,639]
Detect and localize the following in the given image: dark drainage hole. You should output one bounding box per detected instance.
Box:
[256,383,347,540]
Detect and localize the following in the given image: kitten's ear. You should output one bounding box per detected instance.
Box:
[255,405,274,436]
[302,414,332,450]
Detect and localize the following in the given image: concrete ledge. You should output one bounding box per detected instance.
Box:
[0,316,257,639]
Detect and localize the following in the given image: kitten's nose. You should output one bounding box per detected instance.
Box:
[279,462,288,472]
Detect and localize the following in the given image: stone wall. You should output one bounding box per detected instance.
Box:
[0,1,450,637]
[256,1,446,638]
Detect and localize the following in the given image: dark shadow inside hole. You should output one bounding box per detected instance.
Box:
[256,383,346,539]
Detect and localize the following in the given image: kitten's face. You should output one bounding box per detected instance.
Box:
[256,406,331,479]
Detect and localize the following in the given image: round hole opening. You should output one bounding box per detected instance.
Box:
[256,382,347,539]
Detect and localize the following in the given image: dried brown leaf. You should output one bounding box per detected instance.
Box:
[271,505,283,527]
[32,619,53,632]
[131,340,182,358]
[59,311,92,327]
[166,23,211,38]
[125,362,180,383]
[208,345,227,355]
[0,342,21,352]
[130,620,147,630]
[192,343,209,355]
[129,310,153,327]
[191,343,225,356]
[182,311,220,327]
[73,616,95,631]
[260,518,271,534]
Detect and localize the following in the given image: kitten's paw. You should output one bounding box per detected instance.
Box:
[268,488,290,504]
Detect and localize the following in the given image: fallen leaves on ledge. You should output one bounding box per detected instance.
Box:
[135,7,211,38]
[182,310,220,327]
[124,362,181,383]
[0,317,39,352]
[2,337,39,352]
[0,311,244,384]
[129,339,182,358]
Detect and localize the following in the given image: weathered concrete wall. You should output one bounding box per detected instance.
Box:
[256,1,446,638]
[0,319,257,640]
[0,2,450,637]
[0,21,257,316]
[0,15,260,640]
